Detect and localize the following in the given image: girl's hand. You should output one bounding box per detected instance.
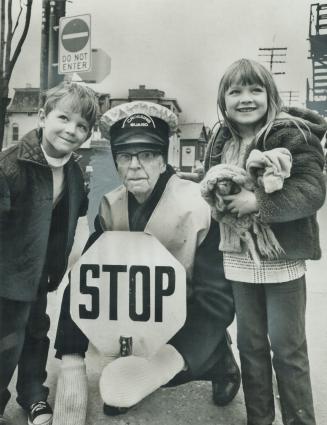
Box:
[223,187,259,217]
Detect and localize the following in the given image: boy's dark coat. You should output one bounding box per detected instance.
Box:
[0,129,88,301]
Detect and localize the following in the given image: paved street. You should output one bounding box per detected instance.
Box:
[6,199,327,425]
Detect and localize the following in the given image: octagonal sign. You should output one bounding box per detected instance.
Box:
[70,231,186,357]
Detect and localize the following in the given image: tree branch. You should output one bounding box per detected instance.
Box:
[12,1,23,40]
[5,0,13,77]
[7,0,33,81]
[0,0,6,76]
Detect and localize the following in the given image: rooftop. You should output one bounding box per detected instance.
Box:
[127,85,182,113]
[178,123,208,141]
[7,87,39,113]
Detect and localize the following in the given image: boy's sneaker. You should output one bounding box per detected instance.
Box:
[27,401,53,425]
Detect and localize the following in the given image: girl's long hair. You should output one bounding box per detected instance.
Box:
[217,58,283,143]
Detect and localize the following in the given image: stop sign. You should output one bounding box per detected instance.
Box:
[70,231,187,357]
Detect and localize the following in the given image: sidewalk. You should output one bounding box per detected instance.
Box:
[6,204,327,424]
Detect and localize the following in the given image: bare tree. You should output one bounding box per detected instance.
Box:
[0,0,33,150]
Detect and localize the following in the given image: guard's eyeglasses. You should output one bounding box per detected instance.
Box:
[115,150,161,165]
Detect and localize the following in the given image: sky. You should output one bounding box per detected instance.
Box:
[10,0,319,127]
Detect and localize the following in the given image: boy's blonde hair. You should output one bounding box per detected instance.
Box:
[217,58,283,142]
[42,82,98,129]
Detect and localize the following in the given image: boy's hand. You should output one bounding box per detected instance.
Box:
[223,187,259,217]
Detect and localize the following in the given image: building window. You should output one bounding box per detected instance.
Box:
[198,144,205,160]
[12,124,19,141]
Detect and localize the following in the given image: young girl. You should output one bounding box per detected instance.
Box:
[202,58,326,425]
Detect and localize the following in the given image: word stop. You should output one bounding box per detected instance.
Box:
[78,264,176,322]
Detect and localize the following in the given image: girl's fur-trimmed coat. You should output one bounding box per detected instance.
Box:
[204,107,327,261]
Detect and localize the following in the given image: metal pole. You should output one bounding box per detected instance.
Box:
[47,0,56,88]
[39,0,50,106]
[55,0,67,82]
[48,0,66,89]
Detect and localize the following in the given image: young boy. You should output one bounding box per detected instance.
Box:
[0,82,98,425]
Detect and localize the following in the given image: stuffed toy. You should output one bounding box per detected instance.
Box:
[201,147,292,265]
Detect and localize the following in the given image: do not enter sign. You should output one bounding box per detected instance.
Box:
[70,232,187,357]
[62,18,89,52]
[59,14,91,74]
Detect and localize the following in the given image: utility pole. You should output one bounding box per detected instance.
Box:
[40,0,49,105]
[39,0,66,106]
[279,90,300,107]
[47,0,57,88]
[258,47,287,75]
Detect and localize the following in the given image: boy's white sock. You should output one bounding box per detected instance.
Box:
[99,344,185,408]
[52,354,88,425]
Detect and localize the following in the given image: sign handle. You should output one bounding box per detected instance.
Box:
[102,336,133,416]
[119,336,133,357]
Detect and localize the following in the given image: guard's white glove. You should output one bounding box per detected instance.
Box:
[99,344,184,407]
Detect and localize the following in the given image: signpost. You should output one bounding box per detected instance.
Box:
[77,48,111,83]
[70,232,187,357]
[58,14,91,74]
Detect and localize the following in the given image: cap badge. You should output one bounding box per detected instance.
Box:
[122,113,156,129]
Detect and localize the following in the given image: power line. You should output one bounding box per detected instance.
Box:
[258,47,288,75]
[279,90,300,106]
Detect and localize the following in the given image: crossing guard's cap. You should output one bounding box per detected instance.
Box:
[99,101,178,153]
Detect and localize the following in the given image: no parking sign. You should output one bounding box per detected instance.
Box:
[58,14,91,74]
[70,232,187,357]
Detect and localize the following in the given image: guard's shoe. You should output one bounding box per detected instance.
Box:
[27,401,53,425]
[212,335,241,406]
[103,403,129,416]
